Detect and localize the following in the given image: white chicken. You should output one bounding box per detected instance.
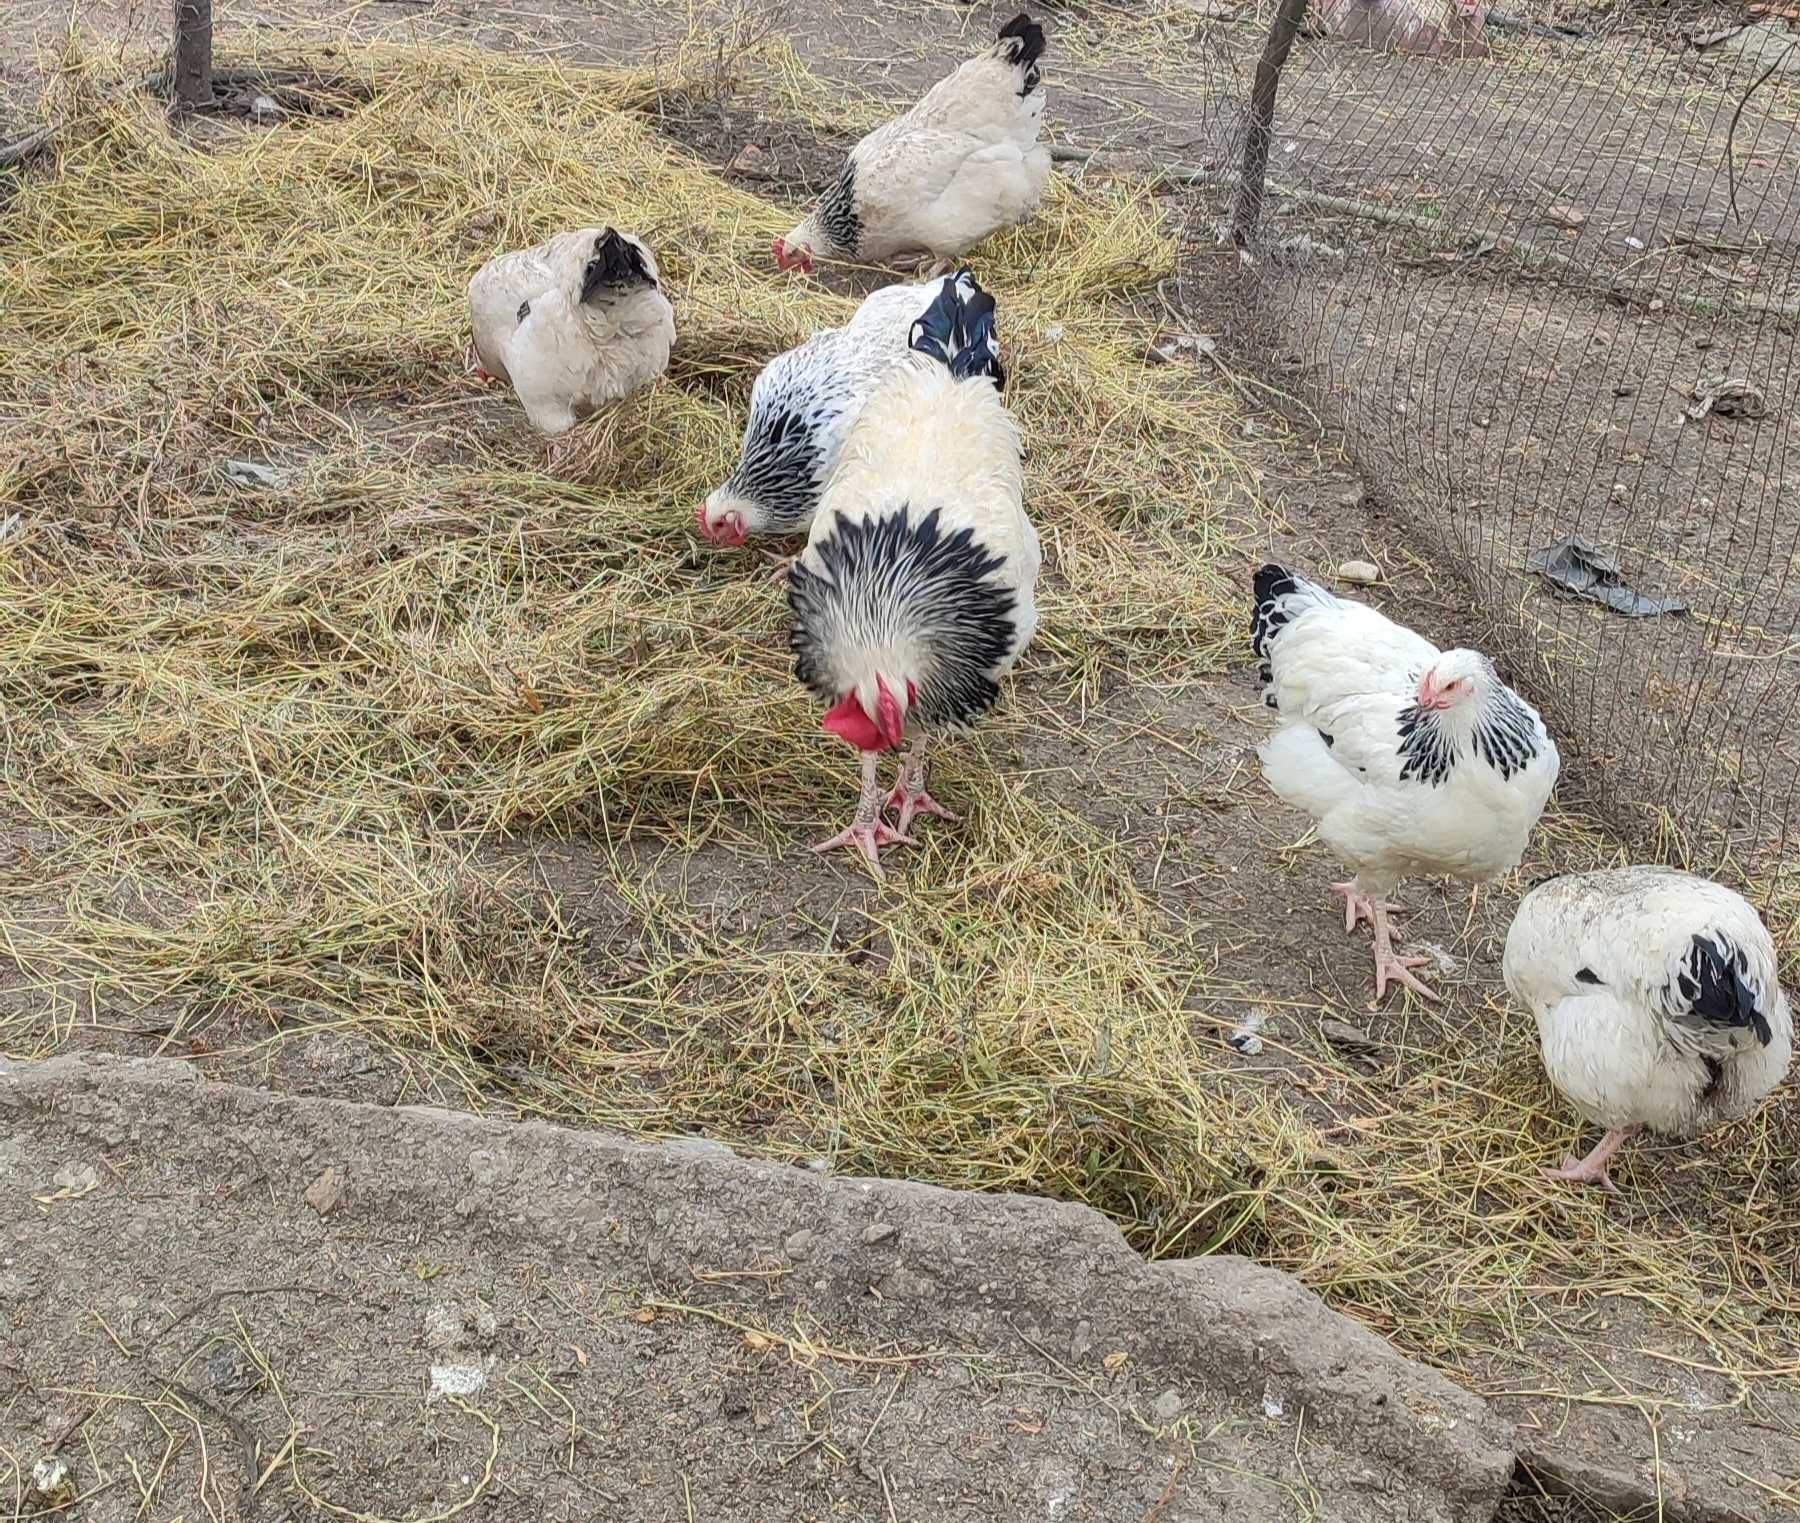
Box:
[1314,0,1486,55]
[774,14,1051,276]
[467,227,675,436]
[1251,564,1559,1000]
[788,270,1038,878]
[1504,867,1793,1192]
[698,279,947,554]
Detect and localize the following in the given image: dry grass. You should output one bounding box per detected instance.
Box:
[1,29,1796,1430]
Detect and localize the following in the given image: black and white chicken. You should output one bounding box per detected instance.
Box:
[468,227,674,436]
[1504,867,1794,1192]
[1251,564,1560,999]
[774,15,1050,276]
[788,271,1039,878]
[698,280,947,553]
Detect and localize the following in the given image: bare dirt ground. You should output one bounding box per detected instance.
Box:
[3,3,1798,1521]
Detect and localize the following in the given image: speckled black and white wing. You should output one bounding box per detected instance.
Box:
[1504,867,1794,1136]
[717,282,943,536]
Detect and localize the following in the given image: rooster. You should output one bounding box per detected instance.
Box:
[1251,565,1559,1000]
[774,15,1051,276]
[467,227,675,436]
[1504,868,1793,1192]
[698,280,947,556]
[788,271,1038,878]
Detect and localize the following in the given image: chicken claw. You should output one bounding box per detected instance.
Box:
[1369,902,1439,1002]
[1329,881,1406,935]
[885,739,958,837]
[814,751,914,880]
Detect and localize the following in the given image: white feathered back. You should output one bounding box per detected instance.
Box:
[1504,867,1793,1136]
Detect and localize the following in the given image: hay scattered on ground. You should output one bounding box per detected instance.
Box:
[1,35,1795,1415]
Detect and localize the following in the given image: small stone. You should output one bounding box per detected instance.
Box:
[1544,202,1587,229]
[1334,485,1363,508]
[304,1166,345,1217]
[862,1222,897,1246]
[472,1307,498,1344]
[728,143,774,180]
[1069,1319,1095,1361]
[1337,559,1380,585]
[51,1162,98,1194]
[249,94,280,123]
[784,1229,815,1261]
[31,1458,74,1506]
[423,1301,466,1350]
[1146,332,1216,365]
[1151,1390,1183,1422]
[468,1148,512,1187]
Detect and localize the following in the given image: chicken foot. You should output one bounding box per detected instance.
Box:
[813,750,914,880]
[885,738,957,837]
[1542,1125,1637,1195]
[1330,882,1438,1001]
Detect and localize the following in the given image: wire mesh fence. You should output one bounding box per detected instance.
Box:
[1179,0,1800,889]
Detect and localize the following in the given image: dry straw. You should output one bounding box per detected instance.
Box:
[1,32,1794,1410]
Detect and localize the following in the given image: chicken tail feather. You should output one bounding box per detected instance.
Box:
[995,13,1047,93]
[579,228,654,305]
[908,270,1005,389]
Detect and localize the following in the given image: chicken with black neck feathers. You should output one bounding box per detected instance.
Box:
[1251,564,1559,1000]
[1504,868,1793,1192]
[788,271,1039,878]
[775,15,1051,277]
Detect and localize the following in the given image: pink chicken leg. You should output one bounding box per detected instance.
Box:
[813,750,914,880]
[1330,880,1439,1002]
[886,738,957,837]
[1542,1126,1636,1194]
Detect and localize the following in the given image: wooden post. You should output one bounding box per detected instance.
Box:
[1229,0,1311,250]
[173,0,213,110]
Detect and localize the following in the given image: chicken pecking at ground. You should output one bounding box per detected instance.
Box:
[1503,867,1793,1193]
[788,270,1039,879]
[698,279,948,563]
[774,15,1051,277]
[1250,564,1559,1000]
[468,227,675,437]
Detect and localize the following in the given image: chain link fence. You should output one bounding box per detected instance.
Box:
[1182,0,1800,884]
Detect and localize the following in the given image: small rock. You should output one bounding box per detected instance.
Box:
[1151,1390,1183,1422]
[784,1229,815,1261]
[1337,559,1380,585]
[31,1458,74,1506]
[1262,1384,1286,1419]
[1070,1319,1095,1361]
[1146,332,1217,365]
[423,1301,466,1351]
[728,143,775,180]
[862,1222,897,1246]
[1334,485,1364,508]
[304,1166,345,1217]
[1321,1018,1381,1059]
[1544,202,1587,229]
[472,1307,498,1344]
[468,1148,512,1187]
[249,94,280,123]
[51,1162,98,1194]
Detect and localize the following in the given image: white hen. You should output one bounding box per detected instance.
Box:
[788,271,1039,878]
[774,15,1050,275]
[1251,564,1559,999]
[1504,867,1793,1192]
[468,227,675,436]
[698,280,946,551]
